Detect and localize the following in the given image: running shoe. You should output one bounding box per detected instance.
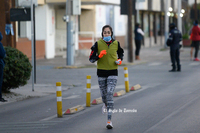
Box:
[194,58,200,61]
[106,121,113,129]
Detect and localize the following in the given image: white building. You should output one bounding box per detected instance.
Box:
[16,0,126,60]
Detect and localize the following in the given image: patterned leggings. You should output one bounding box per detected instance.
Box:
[98,76,117,120]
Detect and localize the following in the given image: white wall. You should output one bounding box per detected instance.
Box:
[95,5,126,37]
[95,5,106,38]
[45,4,56,59]
[35,5,47,40]
[114,6,126,36]
[55,9,79,53]
[26,22,31,40]
[25,6,47,40]
[152,0,161,11]
[23,5,55,59]
[188,0,199,5]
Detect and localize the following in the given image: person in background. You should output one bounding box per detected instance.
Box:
[89,25,124,129]
[166,23,182,72]
[0,32,7,102]
[134,23,144,60]
[190,20,200,61]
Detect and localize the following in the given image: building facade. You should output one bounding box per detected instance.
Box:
[14,0,188,60]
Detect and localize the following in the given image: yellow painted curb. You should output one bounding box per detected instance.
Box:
[113,90,126,97]
[130,84,141,91]
[64,105,84,115]
[91,97,103,105]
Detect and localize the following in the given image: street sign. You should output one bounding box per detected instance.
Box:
[10,8,31,21]
[18,0,38,7]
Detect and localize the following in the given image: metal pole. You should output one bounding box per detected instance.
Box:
[33,4,36,83]
[164,0,169,48]
[31,0,34,91]
[86,75,91,107]
[56,82,63,118]
[124,67,129,93]
[136,1,140,23]
[195,0,197,20]
[128,0,133,62]
[66,0,74,65]
[178,0,182,33]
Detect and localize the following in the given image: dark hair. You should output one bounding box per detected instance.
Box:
[169,23,176,29]
[135,23,140,27]
[101,25,113,38]
[194,20,198,25]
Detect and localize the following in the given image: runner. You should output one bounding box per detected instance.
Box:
[89,25,124,129]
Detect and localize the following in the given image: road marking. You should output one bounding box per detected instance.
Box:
[116,84,125,89]
[41,83,157,122]
[40,103,86,121]
[0,121,60,132]
[144,94,200,133]
[62,95,81,99]
[189,62,200,66]
[148,62,162,66]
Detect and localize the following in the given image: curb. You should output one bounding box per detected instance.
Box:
[64,105,85,115]
[130,84,142,91]
[91,97,103,105]
[113,90,126,97]
[54,66,78,69]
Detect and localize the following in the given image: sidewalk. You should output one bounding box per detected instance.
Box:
[36,45,169,68]
[1,45,192,105]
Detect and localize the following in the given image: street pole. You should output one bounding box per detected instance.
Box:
[164,0,169,48]
[66,0,74,65]
[31,0,34,91]
[195,0,197,20]
[136,0,140,23]
[177,0,182,33]
[33,4,36,83]
[128,0,133,62]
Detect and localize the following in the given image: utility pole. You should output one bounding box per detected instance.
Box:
[66,0,74,65]
[195,0,197,20]
[31,0,35,91]
[128,0,133,62]
[164,0,169,48]
[136,0,140,23]
[177,0,182,33]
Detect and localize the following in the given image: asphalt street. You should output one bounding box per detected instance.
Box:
[0,46,200,133]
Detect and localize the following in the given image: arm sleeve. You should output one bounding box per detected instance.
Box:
[166,32,173,46]
[89,42,99,63]
[0,42,6,59]
[137,28,145,36]
[117,42,124,61]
